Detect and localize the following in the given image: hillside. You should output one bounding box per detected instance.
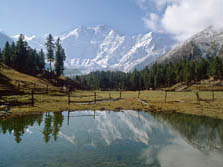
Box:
[1,62,223,120]
[167,80,223,92]
[159,26,223,62]
[0,63,82,96]
[0,63,53,95]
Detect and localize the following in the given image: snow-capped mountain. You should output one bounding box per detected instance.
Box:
[11,34,45,50]
[0,32,13,49]
[60,25,176,73]
[18,25,176,74]
[159,26,223,62]
[5,25,223,74]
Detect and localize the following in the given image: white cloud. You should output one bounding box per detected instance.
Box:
[140,136,223,167]
[158,137,223,167]
[142,13,160,31]
[137,0,177,10]
[154,0,178,8]
[137,0,223,41]
[161,0,223,40]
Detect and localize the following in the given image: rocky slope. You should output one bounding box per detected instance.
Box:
[159,26,223,62]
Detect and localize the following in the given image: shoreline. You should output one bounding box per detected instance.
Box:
[1,90,223,120]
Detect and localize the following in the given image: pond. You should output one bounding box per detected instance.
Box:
[0,110,223,167]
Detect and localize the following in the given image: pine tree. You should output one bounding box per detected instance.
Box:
[0,48,2,62]
[55,38,65,77]
[211,56,223,79]
[130,69,140,90]
[2,42,11,66]
[39,49,45,73]
[61,48,66,71]
[15,34,28,72]
[0,34,46,76]
[27,48,38,75]
[45,34,55,73]
[10,42,16,67]
[211,40,217,57]
[218,44,223,58]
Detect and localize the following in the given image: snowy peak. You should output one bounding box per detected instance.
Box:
[60,25,113,41]
[8,25,177,74]
[11,34,45,50]
[12,34,36,41]
[160,26,223,62]
[58,25,176,73]
[187,26,223,45]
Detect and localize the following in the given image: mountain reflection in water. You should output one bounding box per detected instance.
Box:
[0,110,223,167]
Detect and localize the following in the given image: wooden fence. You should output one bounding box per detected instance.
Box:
[0,79,221,112]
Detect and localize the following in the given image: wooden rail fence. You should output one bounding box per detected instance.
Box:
[1,80,221,109]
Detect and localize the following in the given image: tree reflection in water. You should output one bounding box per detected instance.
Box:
[0,111,223,153]
[151,112,223,152]
[0,112,64,143]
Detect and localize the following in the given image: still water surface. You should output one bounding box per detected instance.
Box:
[0,110,223,167]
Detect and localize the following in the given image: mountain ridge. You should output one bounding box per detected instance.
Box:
[10,25,177,74]
[159,26,223,62]
[2,25,223,74]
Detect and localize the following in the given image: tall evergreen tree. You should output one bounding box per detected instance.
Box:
[211,57,223,79]
[39,49,45,73]
[61,48,66,71]
[26,48,37,75]
[10,42,16,67]
[15,34,28,72]
[2,42,11,66]
[218,44,223,58]
[45,34,55,73]
[55,38,65,77]
[0,34,45,76]
[0,48,2,62]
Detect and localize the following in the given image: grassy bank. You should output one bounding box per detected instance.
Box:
[1,63,223,119]
[1,90,223,120]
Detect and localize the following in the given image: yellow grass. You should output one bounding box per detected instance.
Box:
[1,90,222,120]
[0,63,61,93]
[1,63,223,119]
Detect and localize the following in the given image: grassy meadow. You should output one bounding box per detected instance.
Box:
[1,89,223,120]
[1,63,223,119]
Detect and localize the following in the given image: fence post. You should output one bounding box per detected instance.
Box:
[212,90,215,101]
[31,89,34,106]
[94,92,96,104]
[46,85,48,94]
[120,90,122,99]
[17,81,20,90]
[34,83,36,90]
[138,90,141,99]
[195,91,200,105]
[109,93,111,100]
[164,91,167,103]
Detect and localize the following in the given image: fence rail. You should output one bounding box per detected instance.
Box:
[1,81,222,111]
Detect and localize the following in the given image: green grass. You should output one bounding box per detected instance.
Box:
[1,90,222,120]
[1,63,223,119]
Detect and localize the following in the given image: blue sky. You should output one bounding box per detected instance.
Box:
[0,0,149,36]
[0,0,222,41]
